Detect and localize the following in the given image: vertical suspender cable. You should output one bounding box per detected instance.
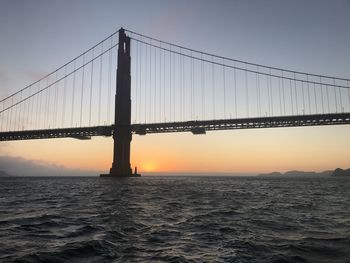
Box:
[281,71,286,115]
[71,60,76,126]
[326,84,330,113]
[9,97,13,130]
[154,41,157,122]
[257,67,260,117]
[169,46,172,121]
[5,98,8,130]
[14,92,19,130]
[138,39,142,123]
[313,82,317,114]
[307,74,311,114]
[320,77,324,114]
[202,53,205,120]
[173,46,176,121]
[149,39,152,122]
[191,51,194,119]
[89,49,94,126]
[212,56,215,119]
[38,88,42,129]
[35,82,40,128]
[41,83,45,128]
[28,87,31,128]
[234,63,237,118]
[134,39,138,123]
[33,84,37,128]
[326,80,330,112]
[98,44,103,124]
[14,93,18,130]
[80,54,85,126]
[182,52,185,120]
[159,42,162,122]
[190,51,194,120]
[305,74,311,114]
[37,92,42,129]
[153,40,158,122]
[0,99,3,131]
[223,58,226,119]
[39,87,43,128]
[301,79,305,114]
[348,80,350,112]
[278,73,282,115]
[336,78,343,112]
[107,39,112,124]
[294,73,298,115]
[24,88,31,129]
[14,91,22,130]
[334,78,338,113]
[267,74,270,116]
[271,72,275,117]
[245,64,249,117]
[144,42,147,123]
[14,97,17,130]
[19,91,23,130]
[5,99,8,130]
[269,68,273,116]
[63,67,67,127]
[290,79,294,115]
[46,78,50,127]
[180,49,182,121]
[163,46,166,121]
[53,73,58,127]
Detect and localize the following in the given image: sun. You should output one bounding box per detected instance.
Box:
[140,161,158,172]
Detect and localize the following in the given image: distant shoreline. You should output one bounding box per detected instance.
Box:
[1,168,350,177]
[258,168,350,177]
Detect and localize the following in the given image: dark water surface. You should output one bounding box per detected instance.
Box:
[0,176,349,262]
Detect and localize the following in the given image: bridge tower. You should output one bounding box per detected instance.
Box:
[101,28,140,177]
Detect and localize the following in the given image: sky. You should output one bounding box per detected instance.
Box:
[0,0,350,175]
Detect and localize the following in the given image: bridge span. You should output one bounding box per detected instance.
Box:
[1,113,349,141]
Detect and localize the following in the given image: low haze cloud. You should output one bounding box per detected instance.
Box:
[0,155,99,176]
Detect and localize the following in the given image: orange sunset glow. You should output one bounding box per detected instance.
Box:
[2,124,350,175]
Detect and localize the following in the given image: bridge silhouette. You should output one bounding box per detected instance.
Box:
[1,28,350,177]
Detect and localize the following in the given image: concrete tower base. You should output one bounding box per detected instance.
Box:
[100,173,141,177]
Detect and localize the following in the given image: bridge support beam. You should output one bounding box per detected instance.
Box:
[101,28,140,177]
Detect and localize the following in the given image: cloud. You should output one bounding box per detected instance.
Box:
[25,70,49,83]
[0,155,99,176]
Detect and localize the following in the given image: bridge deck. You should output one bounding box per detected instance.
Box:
[1,113,349,141]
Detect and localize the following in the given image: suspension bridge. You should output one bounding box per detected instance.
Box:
[1,28,349,177]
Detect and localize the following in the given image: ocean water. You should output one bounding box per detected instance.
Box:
[0,176,349,263]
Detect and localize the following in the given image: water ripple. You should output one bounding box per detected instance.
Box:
[0,176,349,262]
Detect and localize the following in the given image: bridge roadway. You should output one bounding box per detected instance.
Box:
[1,113,350,141]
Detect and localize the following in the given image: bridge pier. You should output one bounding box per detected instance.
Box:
[101,28,140,178]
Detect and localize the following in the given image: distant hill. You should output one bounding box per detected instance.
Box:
[0,170,12,176]
[331,168,350,177]
[258,170,333,177]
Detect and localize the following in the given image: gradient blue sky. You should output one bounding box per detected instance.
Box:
[0,0,350,174]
